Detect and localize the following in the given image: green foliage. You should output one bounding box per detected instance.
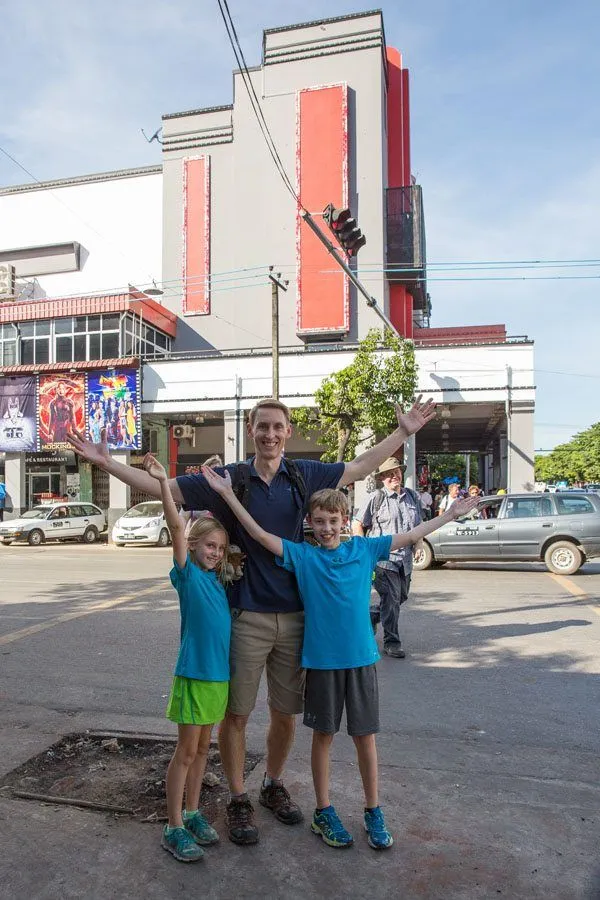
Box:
[425,453,469,485]
[534,422,600,483]
[291,329,418,462]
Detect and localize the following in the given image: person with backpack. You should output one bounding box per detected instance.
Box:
[352,457,422,659]
[67,394,436,845]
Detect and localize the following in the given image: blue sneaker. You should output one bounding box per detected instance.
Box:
[311,806,353,848]
[364,806,394,850]
[183,810,219,846]
[161,825,204,862]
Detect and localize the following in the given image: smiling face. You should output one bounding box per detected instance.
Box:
[247,406,292,463]
[192,527,228,572]
[307,505,347,550]
[381,467,404,493]
[449,484,460,498]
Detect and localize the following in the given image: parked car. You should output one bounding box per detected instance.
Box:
[112,501,170,547]
[413,491,600,575]
[0,502,106,546]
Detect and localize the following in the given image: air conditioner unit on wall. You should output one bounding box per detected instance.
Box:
[0,264,16,299]
[173,424,194,440]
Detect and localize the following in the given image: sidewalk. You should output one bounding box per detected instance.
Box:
[1,702,598,900]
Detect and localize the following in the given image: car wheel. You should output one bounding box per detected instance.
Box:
[1,540,13,546]
[28,529,44,547]
[157,528,170,548]
[82,526,98,544]
[544,540,583,576]
[413,541,434,571]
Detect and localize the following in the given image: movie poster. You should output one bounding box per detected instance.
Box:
[38,374,86,450]
[87,369,141,450]
[0,376,38,452]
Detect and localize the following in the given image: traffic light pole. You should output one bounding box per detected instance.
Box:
[268,268,288,399]
[300,210,401,338]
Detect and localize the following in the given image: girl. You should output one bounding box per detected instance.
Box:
[142,453,231,864]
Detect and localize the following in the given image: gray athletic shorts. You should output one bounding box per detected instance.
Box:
[303,664,379,736]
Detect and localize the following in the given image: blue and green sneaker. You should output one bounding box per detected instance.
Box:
[161,825,205,862]
[364,806,393,850]
[183,810,219,846]
[311,806,353,848]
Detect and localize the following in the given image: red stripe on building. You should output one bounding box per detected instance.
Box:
[387,48,413,338]
[296,85,349,336]
[182,156,211,315]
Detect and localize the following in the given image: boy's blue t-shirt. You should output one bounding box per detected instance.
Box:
[169,556,231,682]
[277,535,393,669]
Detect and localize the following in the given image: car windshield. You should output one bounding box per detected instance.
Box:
[21,507,52,519]
[123,503,163,518]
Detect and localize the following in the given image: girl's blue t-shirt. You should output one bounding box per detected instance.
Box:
[277,535,392,669]
[169,556,231,682]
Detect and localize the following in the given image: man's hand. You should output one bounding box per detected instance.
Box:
[67,427,110,468]
[202,465,234,497]
[143,453,167,483]
[395,395,437,436]
[447,497,480,520]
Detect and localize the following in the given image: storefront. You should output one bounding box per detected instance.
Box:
[24,449,79,507]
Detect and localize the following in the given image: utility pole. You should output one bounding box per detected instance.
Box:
[268,268,288,399]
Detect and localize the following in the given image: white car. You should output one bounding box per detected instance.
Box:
[112,501,171,547]
[0,502,106,546]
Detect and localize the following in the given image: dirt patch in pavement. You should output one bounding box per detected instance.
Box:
[0,732,261,822]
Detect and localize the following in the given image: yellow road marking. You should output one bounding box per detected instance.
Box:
[546,572,600,617]
[0,582,169,646]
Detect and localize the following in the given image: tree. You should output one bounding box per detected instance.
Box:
[424,453,468,485]
[291,329,417,462]
[534,422,600,483]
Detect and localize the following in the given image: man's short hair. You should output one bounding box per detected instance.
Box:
[248,398,291,426]
[308,488,348,517]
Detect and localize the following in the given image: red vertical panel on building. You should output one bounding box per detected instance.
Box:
[297,85,349,335]
[183,156,210,315]
[387,48,413,337]
[169,427,178,479]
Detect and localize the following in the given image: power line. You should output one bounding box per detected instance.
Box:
[215,0,300,206]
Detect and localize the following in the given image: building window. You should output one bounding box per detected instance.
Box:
[0,323,17,365]
[20,321,50,365]
[53,314,122,362]
[122,314,171,358]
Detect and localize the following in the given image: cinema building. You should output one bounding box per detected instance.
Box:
[0,10,534,528]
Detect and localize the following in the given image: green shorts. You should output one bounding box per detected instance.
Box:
[166,676,229,726]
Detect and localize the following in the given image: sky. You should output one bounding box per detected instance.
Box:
[0,0,598,453]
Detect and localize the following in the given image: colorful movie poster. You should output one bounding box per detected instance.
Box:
[0,376,38,452]
[38,374,86,450]
[87,369,141,450]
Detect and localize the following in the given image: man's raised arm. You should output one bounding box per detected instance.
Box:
[67,427,184,504]
[338,396,436,488]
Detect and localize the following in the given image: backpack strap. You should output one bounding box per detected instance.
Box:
[283,458,307,510]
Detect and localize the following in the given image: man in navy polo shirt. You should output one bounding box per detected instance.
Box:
[67,394,436,845]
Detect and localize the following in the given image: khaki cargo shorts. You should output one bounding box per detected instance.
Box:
[228,610,305,717]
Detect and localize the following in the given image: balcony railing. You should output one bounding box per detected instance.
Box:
[386,185,427,310]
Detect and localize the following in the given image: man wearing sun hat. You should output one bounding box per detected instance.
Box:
[352,457,422,658]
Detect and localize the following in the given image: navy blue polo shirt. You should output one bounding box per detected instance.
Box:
[176,458,345,613]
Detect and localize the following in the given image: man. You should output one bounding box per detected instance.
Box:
[352,457,422,659]
[419,484,433,520]
[438,482,461,515]
[68,395,435,844]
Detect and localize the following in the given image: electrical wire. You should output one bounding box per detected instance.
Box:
[215,0,300,206]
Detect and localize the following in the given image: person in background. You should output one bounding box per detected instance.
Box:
[438,483,461,515]
[419,484,433,520]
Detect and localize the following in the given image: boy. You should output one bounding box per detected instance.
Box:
[202,466,477,849]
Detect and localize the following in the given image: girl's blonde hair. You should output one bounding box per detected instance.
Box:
[187,515,230,583]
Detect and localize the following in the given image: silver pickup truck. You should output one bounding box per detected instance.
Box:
[414,491,600,575]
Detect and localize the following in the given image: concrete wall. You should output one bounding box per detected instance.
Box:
[161,11,389,352]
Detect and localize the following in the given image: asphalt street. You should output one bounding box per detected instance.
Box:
[1,542,599,899]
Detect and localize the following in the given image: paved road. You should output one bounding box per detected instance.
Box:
[1,544,599,898]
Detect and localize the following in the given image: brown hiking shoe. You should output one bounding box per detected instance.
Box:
[225,795,259,845]
[259,780,304,825]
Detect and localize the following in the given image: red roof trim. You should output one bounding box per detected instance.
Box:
[0,291,178,338]
[0,356,139,377]
[413,324,507,346]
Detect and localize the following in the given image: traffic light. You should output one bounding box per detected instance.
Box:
[323,203,366,257]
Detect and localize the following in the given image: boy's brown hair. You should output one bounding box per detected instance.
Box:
[248,398,291,426]
[308,488,349,517]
